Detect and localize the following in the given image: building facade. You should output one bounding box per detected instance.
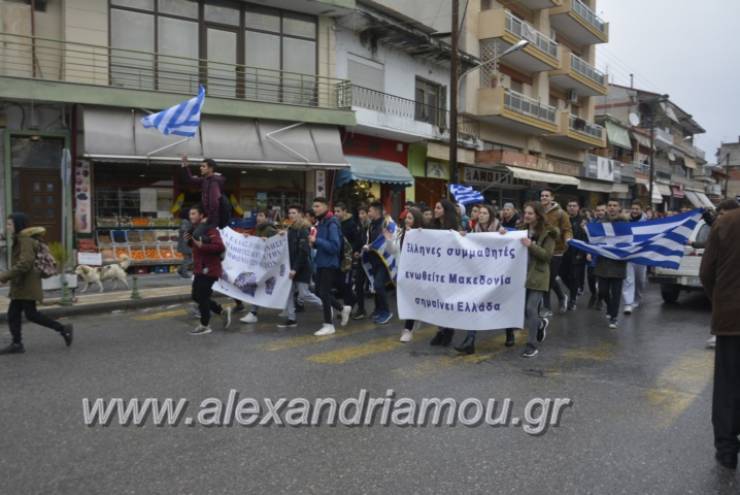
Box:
[715,139,740,201]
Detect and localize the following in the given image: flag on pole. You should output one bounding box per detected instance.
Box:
[141,85,205,137]
[449,183,484,205]
[362,217,398,289]
[568,209,702,269]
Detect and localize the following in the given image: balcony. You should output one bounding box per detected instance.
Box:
[478,9,560,73]
[0,32,354,124]
[550,112,606,149]
[549,51,608,97]
[476,86,558,134]
[515,0,564,9]
[550,0,609,45]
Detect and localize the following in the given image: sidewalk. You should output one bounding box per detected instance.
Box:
[0,273,193,322]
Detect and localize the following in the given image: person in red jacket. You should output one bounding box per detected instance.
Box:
[185,204,231,335]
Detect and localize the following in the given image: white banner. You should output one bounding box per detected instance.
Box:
[214,228,292,309]
[397,229,528,330]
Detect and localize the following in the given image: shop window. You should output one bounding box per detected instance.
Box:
[415,78,447,128]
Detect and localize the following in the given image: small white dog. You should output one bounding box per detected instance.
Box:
[75,256,131,293]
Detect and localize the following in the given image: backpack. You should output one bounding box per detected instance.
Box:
[217,194,233,229]
[34,240,58,279]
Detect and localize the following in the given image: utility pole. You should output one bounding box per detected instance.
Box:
[726,152,731,199]
[449,0,460,185]
[649,116,655,208]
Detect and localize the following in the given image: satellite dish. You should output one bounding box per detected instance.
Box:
[628,113,640,126]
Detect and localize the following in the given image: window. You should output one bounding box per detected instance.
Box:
[157,16,199,93]
[204,1,240,25]
[158,0,198,18]
[110,8,155,89]
[415,78,447,128]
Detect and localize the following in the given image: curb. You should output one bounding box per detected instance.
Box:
[0,292,194,323]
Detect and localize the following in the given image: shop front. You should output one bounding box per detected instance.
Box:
[80,107,346,273]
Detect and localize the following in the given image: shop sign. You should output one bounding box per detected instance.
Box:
[74,161,92,234]
[315,171,326,197]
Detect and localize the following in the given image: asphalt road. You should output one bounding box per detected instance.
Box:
[0,285,737,494]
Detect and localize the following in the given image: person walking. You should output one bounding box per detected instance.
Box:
[541,188,573,315]
[186,204,231,335]
[364,201,394,325]
[352,205,370,320]
[176,208,193,279]
[429,199,461,347]
[622,201,648,315]
[455,204,504,354]
[309,198,351,336]
[0,213,73,354]
[587,203,606,309]
[240,209,278,324]
[595,199,627,329]
[384,207,424,342]
[561,200,588,311]
[277,205,323,328]
[498,202,556,358]
[700,207,740,470]
[333,202,360,316]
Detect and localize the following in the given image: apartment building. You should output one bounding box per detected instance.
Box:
[0,0,356,271]
[596,83,715,210]
[716,139,740,201]
[459,0,612,207]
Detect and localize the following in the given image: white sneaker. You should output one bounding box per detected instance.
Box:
[400,329,413,343]
[278,311,288,318]
[340,305,352,327]
[624,305,633,315]
[221,307,232,329]
[190,324,212,336]
[314,324,336,336]
[240,312,258,324]
[706,335,716,349]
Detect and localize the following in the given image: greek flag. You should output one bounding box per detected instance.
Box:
[141,85,205,137]
[362,218,398,289]
[449,184,484,205]
[569,209,702,269]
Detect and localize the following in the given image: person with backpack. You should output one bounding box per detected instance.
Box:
[0,213,73,354]
[181,155,227,228]
[309,198,352,336]
[277,205,324,328]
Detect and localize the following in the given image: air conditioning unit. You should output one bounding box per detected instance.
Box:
[567,89,578,104]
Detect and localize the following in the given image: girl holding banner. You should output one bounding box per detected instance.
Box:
[501,202,556,358]
[429,199,463,347]
[384,207,425,343]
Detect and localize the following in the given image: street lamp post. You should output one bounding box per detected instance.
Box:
[448,39,528,185]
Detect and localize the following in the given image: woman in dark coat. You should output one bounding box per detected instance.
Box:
[0,213,73,354]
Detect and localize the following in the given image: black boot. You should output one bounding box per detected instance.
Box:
[454,334,475,355]
[61,324,74,347]
[441,328,455,347]
[505,329,515,347]
[0,342,25,355]
[716,452,738,470]
[430,330,446,346]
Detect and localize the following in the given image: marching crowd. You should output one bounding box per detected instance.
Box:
[1,157,738,362]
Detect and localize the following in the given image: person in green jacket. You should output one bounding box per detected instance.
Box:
[0,213,73,355]
[500,202,557,358]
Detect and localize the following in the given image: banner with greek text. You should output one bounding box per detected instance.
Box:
[214,228,292,309]
[397,229,528,330]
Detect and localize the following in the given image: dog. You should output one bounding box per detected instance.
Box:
[75,255,131,293]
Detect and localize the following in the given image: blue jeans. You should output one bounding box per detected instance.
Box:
[373,267,389,315]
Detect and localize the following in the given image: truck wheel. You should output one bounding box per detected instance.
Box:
[661,284,681,304]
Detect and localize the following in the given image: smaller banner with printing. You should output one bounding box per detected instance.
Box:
[214,228,292,309]
[397,229,528,330]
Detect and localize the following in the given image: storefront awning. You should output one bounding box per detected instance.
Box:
[82,108,348,169]
[684,191,703,208]
[578,179,612,193]
[605,122,632,150]
[696,191,715,209]
[631,131,653,150]
[505,167,580,187]
[655,182,672,197]
[335,156,414,187]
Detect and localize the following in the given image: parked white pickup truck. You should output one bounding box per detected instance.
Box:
[651,220,711,303]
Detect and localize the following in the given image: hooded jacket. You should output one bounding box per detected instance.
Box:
[524,225,558,291]
[188,224,225,278]
[544,202,573,255]
[287,219,312,284]
[184,168,225,225]
[313,212,342,269]
[0,226,47,302]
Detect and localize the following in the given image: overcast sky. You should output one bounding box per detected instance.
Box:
[596,0,740,162]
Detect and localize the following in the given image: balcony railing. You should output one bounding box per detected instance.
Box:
[504,89,557,124]
[570,54,605,86]
[569,115,604,140]
[505,11,558,59]
[572,0,607,34]
[351,85,448,129]
[0,32,352,109]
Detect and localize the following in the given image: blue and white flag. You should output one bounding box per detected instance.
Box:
[362,217,398,289]
[141,85,205,137]
[449,184,484,205]
[568,209,702,269]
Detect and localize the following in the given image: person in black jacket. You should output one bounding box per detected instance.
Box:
[560,200,588,311]
[334,202,360,313]
[278,205,323,328]
[501,202,520,229]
